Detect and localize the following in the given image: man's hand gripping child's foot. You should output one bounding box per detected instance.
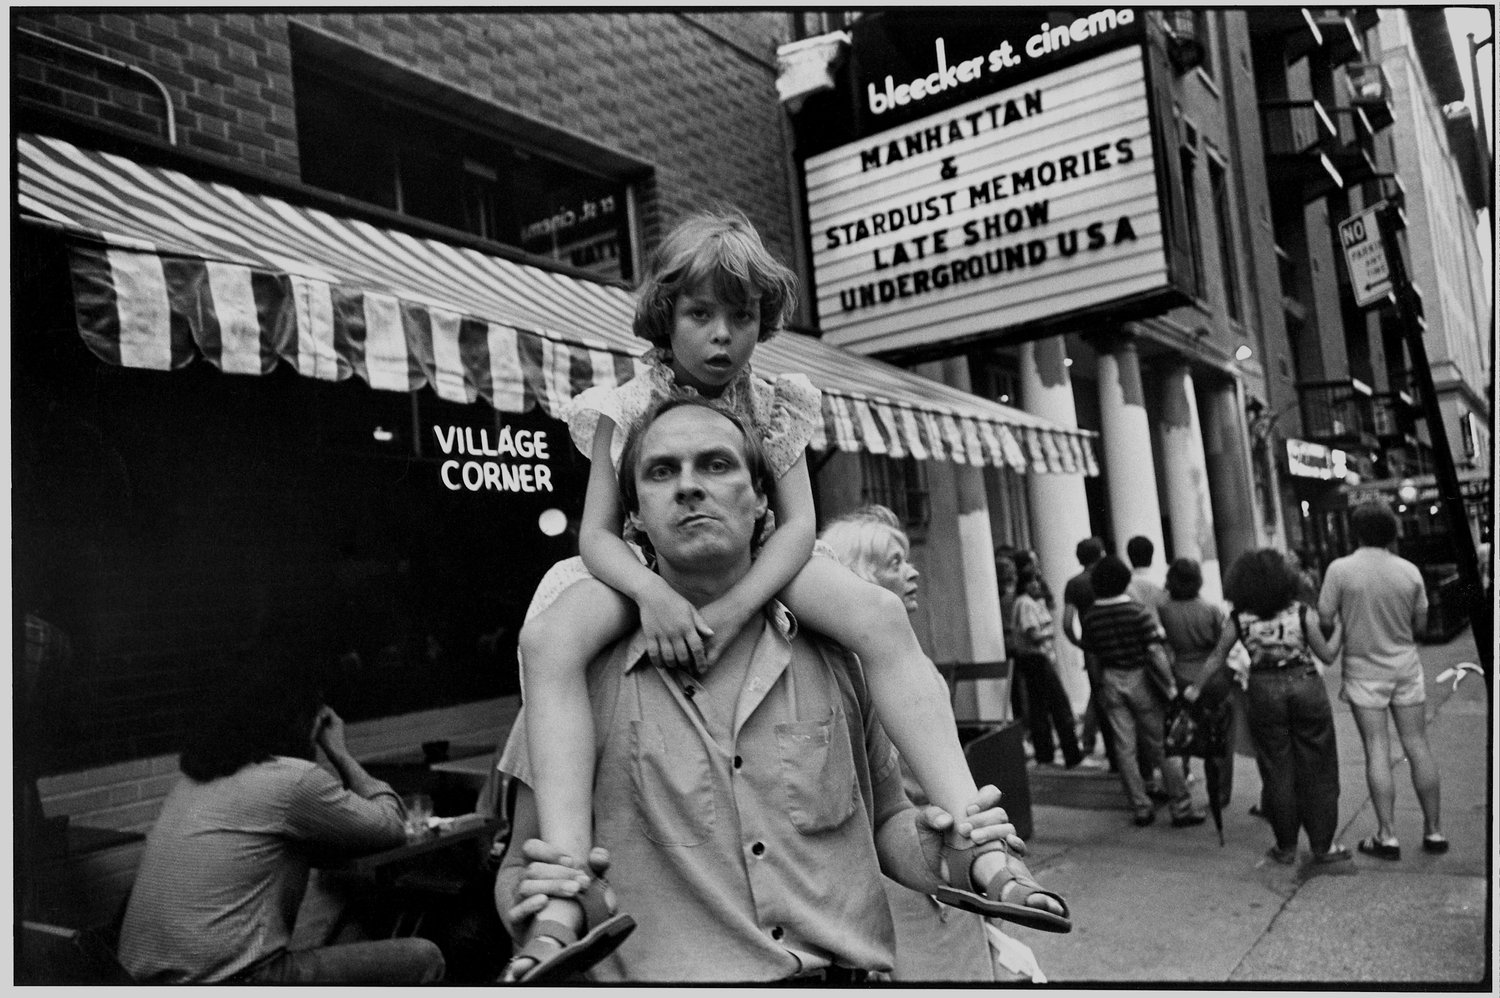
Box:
[500,843,635,984]
[934,804,1072,933]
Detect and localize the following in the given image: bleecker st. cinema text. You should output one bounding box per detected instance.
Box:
[434,424,553,493]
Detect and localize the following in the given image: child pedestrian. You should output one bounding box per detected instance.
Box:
[1012,566,1085,768]
[1078,555,1204,828]
[504,209,1069,982]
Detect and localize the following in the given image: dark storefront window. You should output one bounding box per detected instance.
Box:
[13,257,589,771]
[293,62,635,282]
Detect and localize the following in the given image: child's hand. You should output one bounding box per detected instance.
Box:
[637,580,713,671]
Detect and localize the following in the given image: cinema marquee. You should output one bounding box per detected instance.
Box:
[793,10,1191,358]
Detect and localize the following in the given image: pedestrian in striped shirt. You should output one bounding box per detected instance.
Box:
[1078,555,1205,829]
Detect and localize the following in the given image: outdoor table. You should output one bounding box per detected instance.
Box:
[330,814,500,938]
[340,813,498,880]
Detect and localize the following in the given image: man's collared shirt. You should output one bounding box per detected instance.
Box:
[500,603,910,982]
[118,758,405,982]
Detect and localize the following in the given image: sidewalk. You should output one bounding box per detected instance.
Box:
[1014,629,1493,986]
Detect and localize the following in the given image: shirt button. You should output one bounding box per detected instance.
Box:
[683,685,696,698]
[751,841,766,856]
[733,755,743,770]
[771,926,784,940]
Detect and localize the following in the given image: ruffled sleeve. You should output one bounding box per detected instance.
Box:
[753,372,823,480]
[565,354,671,471]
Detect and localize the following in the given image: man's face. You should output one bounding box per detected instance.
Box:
[626,406,767,575]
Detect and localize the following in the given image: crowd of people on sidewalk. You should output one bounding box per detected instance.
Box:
[1003,499,1447,875]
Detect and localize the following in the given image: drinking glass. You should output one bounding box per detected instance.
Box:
[402,792,434,840]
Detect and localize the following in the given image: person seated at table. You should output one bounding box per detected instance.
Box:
[117,653,446,984]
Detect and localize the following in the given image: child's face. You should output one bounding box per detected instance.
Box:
[669,282,760,395]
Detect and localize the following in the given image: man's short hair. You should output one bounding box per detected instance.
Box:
[1350,501,1399,547]
[1090,555,1133,599]
[615,397,771,515]
[1075,537,1105,567]
[1125,535,1154,568]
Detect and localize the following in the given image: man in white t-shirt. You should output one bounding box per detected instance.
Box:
[1319,501,1444,859]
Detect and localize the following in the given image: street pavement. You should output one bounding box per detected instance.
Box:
[1012,628,1493,988]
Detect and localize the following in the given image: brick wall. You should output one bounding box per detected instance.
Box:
[15,10,799,264]
[291,11,797,262]
[15,11,298,175]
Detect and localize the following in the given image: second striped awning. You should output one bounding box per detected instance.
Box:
[17,132,1098,475]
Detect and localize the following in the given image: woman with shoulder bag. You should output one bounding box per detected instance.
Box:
[1189,550,1350,870]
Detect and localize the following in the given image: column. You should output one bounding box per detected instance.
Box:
[1157,363,1223,603]
[917,357,1007,722]
[1019,337,1093,713]
[1095,335,1165,558]
[1200,379,1260,572]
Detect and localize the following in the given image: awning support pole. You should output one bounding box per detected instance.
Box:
[1376,204,1491,688]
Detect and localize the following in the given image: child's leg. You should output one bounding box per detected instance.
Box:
[511,579,636,970]
[783,557,1063,918]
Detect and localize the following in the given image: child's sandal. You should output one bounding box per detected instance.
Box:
[501,876,636,984]
[933,841,1073,933]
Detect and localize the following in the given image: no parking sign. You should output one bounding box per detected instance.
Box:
[1338,203,1394,308]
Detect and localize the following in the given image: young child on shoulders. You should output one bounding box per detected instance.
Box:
[503,209,1070,983]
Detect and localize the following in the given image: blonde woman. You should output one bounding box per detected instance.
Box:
[820,506,1066,980]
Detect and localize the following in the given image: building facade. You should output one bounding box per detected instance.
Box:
[1242,7,1491,581]
[14,9,1103,926]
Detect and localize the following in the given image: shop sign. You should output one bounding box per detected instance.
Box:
[1337,204,1393,308]
[804,43,1168,355]
[1286,438,1348,480]
[432,422,554,494]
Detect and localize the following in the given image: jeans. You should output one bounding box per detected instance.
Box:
[1015,651,1082,765]
[1100,668,1190,814]
[241,938,446,985]
[1245,665,1339,853]
[1081,653,1119,768]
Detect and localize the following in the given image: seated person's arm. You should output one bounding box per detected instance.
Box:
[289,708,406,857]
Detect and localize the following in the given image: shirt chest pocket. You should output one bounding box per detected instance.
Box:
[628,720,716,846]
[774,708,858,834]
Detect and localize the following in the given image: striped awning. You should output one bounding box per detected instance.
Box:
[17,133,1097,475]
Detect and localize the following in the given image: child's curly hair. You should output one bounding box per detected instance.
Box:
[633,208,798,349]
